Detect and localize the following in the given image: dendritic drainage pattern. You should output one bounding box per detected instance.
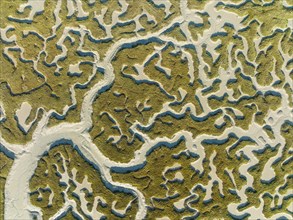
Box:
[0,0,292,219]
